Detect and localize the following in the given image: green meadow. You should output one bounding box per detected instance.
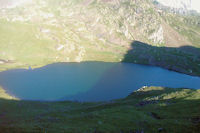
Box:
[0,86,199,132]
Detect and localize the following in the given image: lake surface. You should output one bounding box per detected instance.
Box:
[0,62,200,102]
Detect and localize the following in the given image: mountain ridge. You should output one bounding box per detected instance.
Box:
[155,0,200,13]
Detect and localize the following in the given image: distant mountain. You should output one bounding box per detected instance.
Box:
[155,0,200,13]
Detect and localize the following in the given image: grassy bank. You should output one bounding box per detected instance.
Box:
[0,86,199,133]
[0,87,17,100]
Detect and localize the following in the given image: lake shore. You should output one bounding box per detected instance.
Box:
[1,58,200,78]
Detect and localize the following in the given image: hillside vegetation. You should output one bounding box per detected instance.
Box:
[0,0,199,76]
[0,86,199,132]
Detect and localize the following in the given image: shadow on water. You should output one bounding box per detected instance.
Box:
[122,41,200,76]
[61,41,200,102]
[0,40,200,132]
[1,61,200,102]
[0,41,200,102]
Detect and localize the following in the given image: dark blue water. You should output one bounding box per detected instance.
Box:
[0,62,199,102]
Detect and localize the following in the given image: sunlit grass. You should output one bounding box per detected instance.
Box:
[0,87,17,100]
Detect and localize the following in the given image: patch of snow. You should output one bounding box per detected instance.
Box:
[156,0,200,13]
[41,29,50,33]
[57,45,64,51]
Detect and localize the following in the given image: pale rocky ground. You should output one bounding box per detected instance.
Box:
[0,0,199,75]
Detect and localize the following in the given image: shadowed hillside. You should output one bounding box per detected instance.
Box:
[0,86,199,132]
[122,41,200,76]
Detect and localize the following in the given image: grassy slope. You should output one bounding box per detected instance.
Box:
[0,0,200,76]
[0,87,16,100]
[163,13,200,47]
[0,18,124,71]
[0,86,199,133]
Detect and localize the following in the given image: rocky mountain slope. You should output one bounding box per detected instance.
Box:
[0,0,199,75]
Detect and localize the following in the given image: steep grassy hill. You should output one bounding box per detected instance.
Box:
[0,86,199,132]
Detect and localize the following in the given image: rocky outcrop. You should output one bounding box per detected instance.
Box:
[0,0,199,74]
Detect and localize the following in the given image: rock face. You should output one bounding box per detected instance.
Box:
[0,0,199,75]
[148,26,164,44]
[1,0,198,47]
